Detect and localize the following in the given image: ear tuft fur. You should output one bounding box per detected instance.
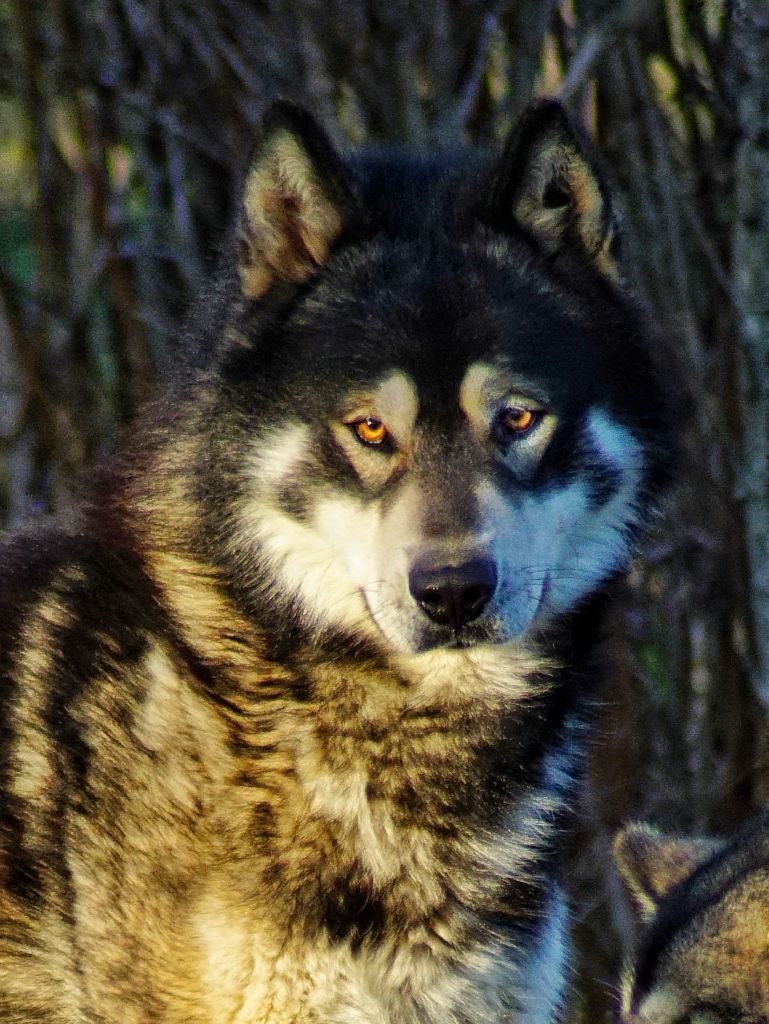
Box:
[238,101,357,299]
[613,821,724,923]
[487,99,620,280]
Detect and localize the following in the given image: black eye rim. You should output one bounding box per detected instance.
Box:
[348,415,395,451]
[494,405,546,442]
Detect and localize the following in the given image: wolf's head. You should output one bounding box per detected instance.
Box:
[183,100,672,665]
[614,821,769,1024]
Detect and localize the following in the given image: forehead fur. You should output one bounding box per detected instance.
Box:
[459,362,550,416]
[668,873,769,1000]
[459,363,510,425]
[276,246,599,411]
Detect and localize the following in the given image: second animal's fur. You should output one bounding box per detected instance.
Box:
[615,814,769,1024]
[0,100,672,1023]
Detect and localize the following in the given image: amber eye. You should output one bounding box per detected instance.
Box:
[352,416,388,446]
[498,406,541,437]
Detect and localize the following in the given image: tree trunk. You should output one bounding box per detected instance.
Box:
[730,1,769,707]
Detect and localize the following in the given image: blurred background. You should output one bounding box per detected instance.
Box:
[1,0,768,1018]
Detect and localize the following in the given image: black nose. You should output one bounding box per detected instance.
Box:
[409,557,497,631]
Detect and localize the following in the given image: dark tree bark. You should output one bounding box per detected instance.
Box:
[729,0,769,710]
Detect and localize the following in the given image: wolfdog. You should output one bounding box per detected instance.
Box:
[0,99,671,1022]
[615,815,769,1024]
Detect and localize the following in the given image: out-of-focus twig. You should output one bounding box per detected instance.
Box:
[559,0,658,100]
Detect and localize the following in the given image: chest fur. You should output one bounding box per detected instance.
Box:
[193,902,528,1024]
[225,684,537,915]
[190,698,563,1022]
[49,636,566,1023]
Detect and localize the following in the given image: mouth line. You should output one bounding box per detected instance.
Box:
[421,619,494,652]
[448,636,474,650]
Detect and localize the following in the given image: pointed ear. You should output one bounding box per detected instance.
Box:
[486,99,620,280]
[237,101,358,299]
[613,822,724,923]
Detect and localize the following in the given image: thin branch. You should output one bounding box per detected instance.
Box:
[447,12,498,136]
[0,262,59,454]
[559,0,657,101]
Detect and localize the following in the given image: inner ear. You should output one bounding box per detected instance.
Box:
[238,101,359,300]
[541,179,571,210]
[484,99,620,280]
